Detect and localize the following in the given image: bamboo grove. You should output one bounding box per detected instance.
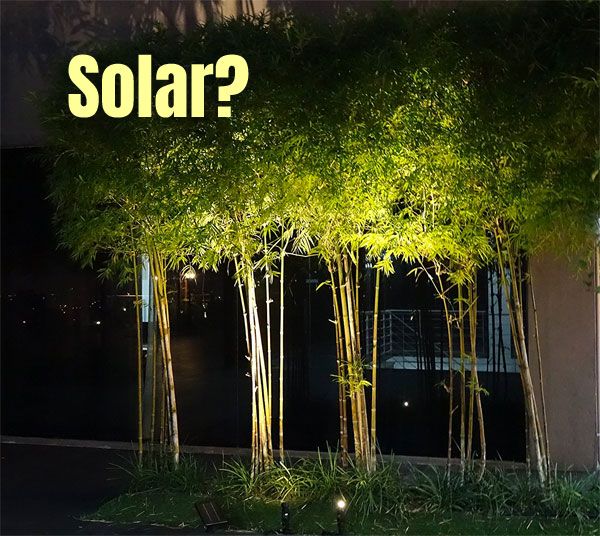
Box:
[43,4,599,483]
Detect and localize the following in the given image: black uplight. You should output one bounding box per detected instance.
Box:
[335,498,347,535]
[281,501,291,534]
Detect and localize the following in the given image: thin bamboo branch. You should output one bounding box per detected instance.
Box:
[436,268,455,476]
[494,225,546,484]
[370,268,381,466]
[279,242,286,462]
[337,253,361,459]
[329,261,349,467]
[150,248,180,465]
[466,280,475,464]
[457,283,466,479]
[265,235,273,413]
[529,268,551,479]
[132,252,144,462]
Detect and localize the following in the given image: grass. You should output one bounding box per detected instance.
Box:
[87,452,600,535]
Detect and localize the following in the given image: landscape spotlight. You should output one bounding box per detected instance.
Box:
[335,498,347,535]
[194,499,228,532]
[281,501,291,534]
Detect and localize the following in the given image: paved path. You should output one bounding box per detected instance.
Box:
[1,443,199,534]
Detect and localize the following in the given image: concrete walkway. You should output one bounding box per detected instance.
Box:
[1,442,199,535]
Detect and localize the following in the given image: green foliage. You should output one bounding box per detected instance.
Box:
[94,455,600,533]
[214,456,599,523]
[92,490,599,535]
[42,2,599,286]
[214,453,344,505]
[117,452,208,494]
[41,0,600,483]
[91,491,203,527]
[409,466,600,521]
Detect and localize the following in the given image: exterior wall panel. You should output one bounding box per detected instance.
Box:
[528,252,599,470]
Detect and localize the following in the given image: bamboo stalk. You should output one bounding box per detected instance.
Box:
[329,262,349,466]
[152,254,168,448]
[254,302,273,458]
[150,249,180,465]
[132,252,144,462]
[158,340,166,447]
[265,236,273,411]
[251,279,272,445]
[234,257,251,358]
[279,245,285,462]
[437,269,455,476]
[150,325,157,446]
[468,278,486,477]
[457,283,466,478]
[343,253,370,469]
[506,242,545,482]
[344,257,367,464]
[494,226,546,484]
[474,368,486,479]
[245,271,259,475]
[466,280,475,463]
[370,268,381,466]
[353,249,362,358]
[337,253,361,459]
[529,268,551,479]
[248,269,273,472]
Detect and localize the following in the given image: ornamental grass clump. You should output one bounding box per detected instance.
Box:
[215,456,599,522]
[120,453,207,494]
[406,466,600,521]
[215,455,407,519]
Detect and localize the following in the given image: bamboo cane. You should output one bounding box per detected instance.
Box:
[248,270,273,471]
[234,257,251,358]
[337,253,361,459]
[329,262,349,467]
[342,253,370,468]
[265,236,273,412]
[508,249,546,483]
[132,252,144,463]
[529,269,551,480]
[436,269,455,476]
[251,279,273,448]
[370,268,381,467]
[279,245,285,462]
[468,278,486,477]
[246,269,259,475]
[150,249,180,465]
[494,226,546,484]
[466,280,475,464]
[457,283,466,478]
[150,325,157,447]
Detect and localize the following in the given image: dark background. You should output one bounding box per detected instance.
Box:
[1,147,525,460]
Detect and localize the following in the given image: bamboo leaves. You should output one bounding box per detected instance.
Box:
[42,4,599,478]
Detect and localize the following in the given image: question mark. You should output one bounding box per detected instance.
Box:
[215,54,249,118]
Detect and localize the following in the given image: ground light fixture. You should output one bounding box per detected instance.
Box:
[281,501,291,534]
[335,497,347,535]
[194,500,228,533]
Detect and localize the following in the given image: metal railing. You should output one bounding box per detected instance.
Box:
[362,309,518,373]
